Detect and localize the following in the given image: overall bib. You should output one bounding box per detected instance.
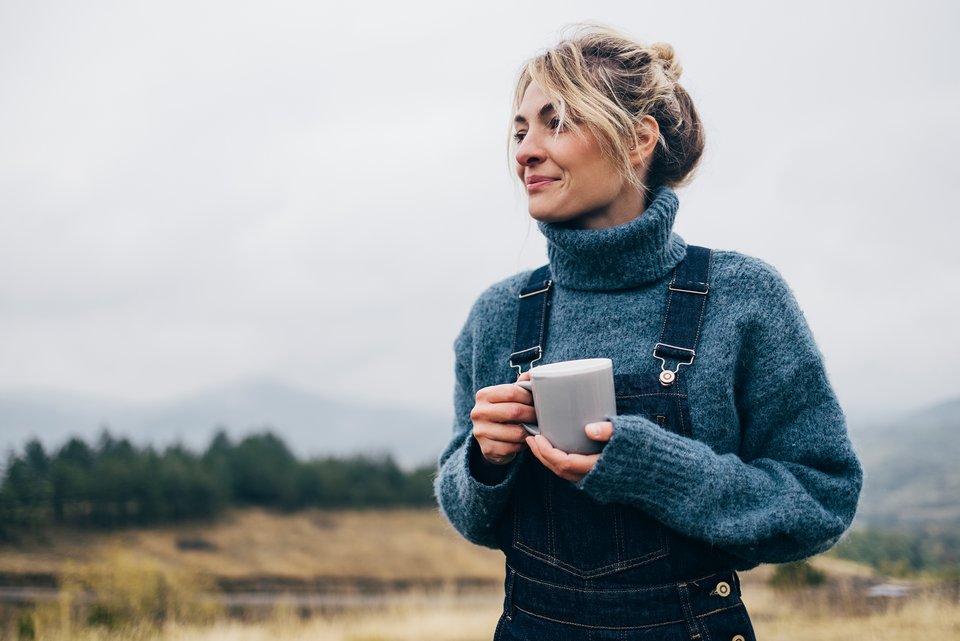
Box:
[494,246,757,641]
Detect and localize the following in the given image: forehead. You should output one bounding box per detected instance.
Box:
[515,83,554,120]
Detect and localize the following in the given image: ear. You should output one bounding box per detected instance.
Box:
[629,115,660,168]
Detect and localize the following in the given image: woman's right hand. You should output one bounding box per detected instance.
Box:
[471,372,536,465]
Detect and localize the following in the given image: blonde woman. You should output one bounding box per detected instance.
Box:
[436,26,861,640]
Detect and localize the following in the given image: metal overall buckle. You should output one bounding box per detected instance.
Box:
[652,343,696,386]
[509,346,542,380]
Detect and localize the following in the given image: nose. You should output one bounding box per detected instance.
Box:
[515,132,544,168]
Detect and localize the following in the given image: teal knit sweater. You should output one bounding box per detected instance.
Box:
[434,186,862,567]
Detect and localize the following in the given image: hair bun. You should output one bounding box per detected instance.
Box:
[650,42,682,82]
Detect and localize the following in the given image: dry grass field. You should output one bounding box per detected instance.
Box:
[2,509,959,640]
[0,509,504,586]
[12,588,960,641]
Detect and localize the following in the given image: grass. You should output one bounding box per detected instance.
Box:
[743,583,960,640]
[0,508,504,585]
[3,509,960,640]
[10,589,960,641]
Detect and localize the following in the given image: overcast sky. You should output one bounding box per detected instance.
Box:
[1,0,957,424]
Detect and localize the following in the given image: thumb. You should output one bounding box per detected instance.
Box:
[585,421,614,442]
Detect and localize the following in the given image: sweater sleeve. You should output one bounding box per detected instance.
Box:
[577,261,863,565]
[434,310,520,549]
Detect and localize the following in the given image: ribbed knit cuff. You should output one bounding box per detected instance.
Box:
[577,414,716,515]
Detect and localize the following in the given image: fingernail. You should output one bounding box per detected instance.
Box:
[586,423,602,437]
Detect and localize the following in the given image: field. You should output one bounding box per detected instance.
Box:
[0,508,503,587]
[2,509,958,640]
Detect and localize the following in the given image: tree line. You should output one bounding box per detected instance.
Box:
[833,526,960,577]
[0,430,436,534]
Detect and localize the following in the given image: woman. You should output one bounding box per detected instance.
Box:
[435,26,861,641]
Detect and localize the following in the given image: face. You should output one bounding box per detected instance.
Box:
[513,83,643,229]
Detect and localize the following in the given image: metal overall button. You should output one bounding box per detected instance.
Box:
[732,635,746,641]
[714,581,732,597]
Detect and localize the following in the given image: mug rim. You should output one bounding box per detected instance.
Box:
[529,358,612,378]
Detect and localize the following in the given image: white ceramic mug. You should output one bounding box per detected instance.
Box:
[515,358,616,455]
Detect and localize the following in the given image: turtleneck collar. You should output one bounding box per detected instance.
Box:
[537,185,687,291]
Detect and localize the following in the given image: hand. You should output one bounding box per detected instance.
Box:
[526,421,614,482]
[471,372,537,465]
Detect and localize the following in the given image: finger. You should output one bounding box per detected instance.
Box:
[525,435,548,468]
[476,383,534,404]
[473,423,529,444]
[517,371,531,381]
[533,435,599,478]
[524,435,570,480]
[561,452,601,475]
[585,421,614,442]
[471,401,536,426]
[479,442,523,464]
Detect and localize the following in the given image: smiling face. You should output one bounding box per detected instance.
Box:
[513,83,645,230]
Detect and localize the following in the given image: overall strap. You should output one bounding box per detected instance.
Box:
[653,245,713,386]
[509,265,553,379]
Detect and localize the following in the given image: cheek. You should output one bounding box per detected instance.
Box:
[573,162,621,197]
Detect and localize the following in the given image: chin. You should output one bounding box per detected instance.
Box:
[527,202,576,225]
[528,209,586,229]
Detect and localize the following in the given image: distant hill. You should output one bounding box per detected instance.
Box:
[848,396,960,528]
[0,380,451,467]
[4,383,958,526]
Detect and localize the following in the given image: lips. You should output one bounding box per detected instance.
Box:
[526,175,559,190]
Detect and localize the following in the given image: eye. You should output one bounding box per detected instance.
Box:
[513,130,527,143]
[547,116,568,134]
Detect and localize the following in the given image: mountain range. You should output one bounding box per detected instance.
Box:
[848,396,960,528]
[0,380,451,468]
[1,381,957,527]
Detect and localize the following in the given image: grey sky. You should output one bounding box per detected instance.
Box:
[1,0,957,423]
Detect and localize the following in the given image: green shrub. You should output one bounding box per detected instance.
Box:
[59,549,220,631]
[768,560,827,589]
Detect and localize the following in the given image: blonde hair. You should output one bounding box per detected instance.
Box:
[512,25,705,192]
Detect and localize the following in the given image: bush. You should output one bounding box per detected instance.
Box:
[768,560,827,590]
[58,549,220,631]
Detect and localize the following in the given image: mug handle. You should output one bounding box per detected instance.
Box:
[514,380,540,435]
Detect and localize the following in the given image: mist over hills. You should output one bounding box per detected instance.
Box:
[0,380,451,468]
[2,380,958,527]
[848,396,960,528]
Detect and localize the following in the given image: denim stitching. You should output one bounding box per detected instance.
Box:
[512,568,737,594]
[696,604,742,619]
[677,582,703,641]
[513,604,684,631]
[494,611,507,638]
[655,266,676,376]
[613,505,627,568]
[677,394,689,437]
[537,283,549,353]
[690,253,711,349]
[511,604,745,631]
[547,470,557,556]
[511,540,669,579]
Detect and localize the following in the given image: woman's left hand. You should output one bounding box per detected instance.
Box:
[526,421,614,482]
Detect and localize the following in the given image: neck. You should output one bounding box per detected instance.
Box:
[562,188,648,230]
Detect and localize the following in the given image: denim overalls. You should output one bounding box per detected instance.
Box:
[493,247,757,641]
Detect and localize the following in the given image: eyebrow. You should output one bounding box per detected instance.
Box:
[514,102,556,125]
